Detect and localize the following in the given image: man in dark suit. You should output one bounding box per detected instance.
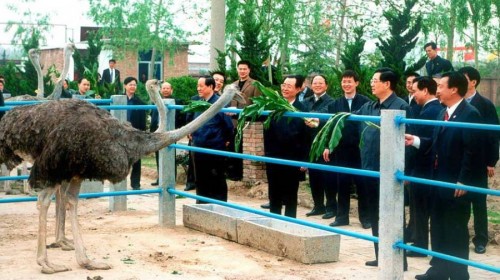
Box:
[102,59,121,94]
[191,76,234,203]
[406,71,485,280]
[302,74,336,219]
[404,72,422,243]
[406,76,443,257]
[424,42,454,77]
[325,70,371,229]
[356,68,410,269]
[458,66,499,254]
[124,77,147,190]
[297,75,314,102]
[264,75,309,218]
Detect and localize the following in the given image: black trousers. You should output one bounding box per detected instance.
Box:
[336,170,369,224]
[130,159,141,189]
[471,193,488,247]
[193,153,227,204]
[308,157,337,213]
[427,193,471,280]
[408,183,431,250]
[266,163,300,218]
[365,176,407,270]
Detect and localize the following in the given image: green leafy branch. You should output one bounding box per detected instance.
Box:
[309,113,380,162]
[182,100,212,113]
[234,81,315,152]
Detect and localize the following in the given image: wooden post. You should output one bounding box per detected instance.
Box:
[159,99,176,227]
[109,95,128,211]
[379,110,405,279]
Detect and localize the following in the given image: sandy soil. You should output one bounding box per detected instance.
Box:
[0,167,499,280]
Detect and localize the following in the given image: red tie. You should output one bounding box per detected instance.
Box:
[444,111,449,121]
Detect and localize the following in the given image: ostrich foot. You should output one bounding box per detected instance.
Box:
[82,260,112,271]
[39,261,71,274]
[47,238,74,251]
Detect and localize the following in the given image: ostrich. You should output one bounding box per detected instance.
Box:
[0,79,238,273]
[7,43,75,101]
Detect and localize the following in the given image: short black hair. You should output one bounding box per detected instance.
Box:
[405,72,420,79]
[0,80,4,86]
[441,71,468,97]
[237,60,252,69]
[200,76,216,89]
[78,77,89,84]
[211,71,226,81]
[109,59,116,63]
[311,74,329,86]
[424,42,437,50]
[342,70,359,82]
[457,66,481,87]
[413,76,437,95]
[124,76,138,85]
[295,74,306,86]
[284,75,304,88]
[375,68,398,91]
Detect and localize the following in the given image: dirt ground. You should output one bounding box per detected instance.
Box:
[0,166,499,280]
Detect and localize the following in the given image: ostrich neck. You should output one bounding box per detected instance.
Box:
[142,88,236,155]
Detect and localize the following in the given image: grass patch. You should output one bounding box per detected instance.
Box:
[487,210,500,224]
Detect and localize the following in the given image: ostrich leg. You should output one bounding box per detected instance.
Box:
[66,178,111,271]
[48,181,74,251]
[37,187,71,274]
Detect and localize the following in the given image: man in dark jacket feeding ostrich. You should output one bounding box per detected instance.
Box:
[0,80,237,274]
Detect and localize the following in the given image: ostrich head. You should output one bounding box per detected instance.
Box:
[50,43,75,100]
[143,79,238,154]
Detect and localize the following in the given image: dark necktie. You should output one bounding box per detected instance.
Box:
[444,111,449,121]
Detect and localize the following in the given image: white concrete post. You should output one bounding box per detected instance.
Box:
[379,110,405,280]
[1,164,10,192]
[209,0,226,70]
[109,95,128,211]
[159,99,176,227]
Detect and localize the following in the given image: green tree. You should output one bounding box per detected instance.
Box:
[233,0,272,85]
[88,0,190,79]
[376,0,427,96]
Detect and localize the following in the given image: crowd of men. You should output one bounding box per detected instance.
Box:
[181,41,497,280]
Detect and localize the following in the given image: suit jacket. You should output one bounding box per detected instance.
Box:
[407,96,422,119]
[192,94,233,155]
[425,55,453,77]
[127,94,147,131]
[264,99,308,161]
[420,100,486,198]
[412,99,443,178]
[469,92,499,167]
[328,93,371,163]
[0,91,4,121]
[298,87,314,102]
[302,93,335,142]
[232,78,261,107]
[356,93,410,171]
[150,98,185,131]
[102,68,121,84]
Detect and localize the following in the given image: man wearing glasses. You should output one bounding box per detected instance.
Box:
[356,68,410,269]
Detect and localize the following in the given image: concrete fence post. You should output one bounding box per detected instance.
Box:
[379,110,405,280]
[159,99,176,227]
[109,95,128,212]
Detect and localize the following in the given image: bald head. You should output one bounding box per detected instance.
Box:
[161,82,173,98]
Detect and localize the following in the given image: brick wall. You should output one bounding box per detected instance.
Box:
[163,46,189,79]
[242,122,267,183]
[40,48,65,77]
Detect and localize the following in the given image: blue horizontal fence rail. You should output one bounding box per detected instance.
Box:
[1,98,499,277]
[0,188,162,204]
[168,188,377,243]
[170,144,379,178]
[396,242,500,274]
